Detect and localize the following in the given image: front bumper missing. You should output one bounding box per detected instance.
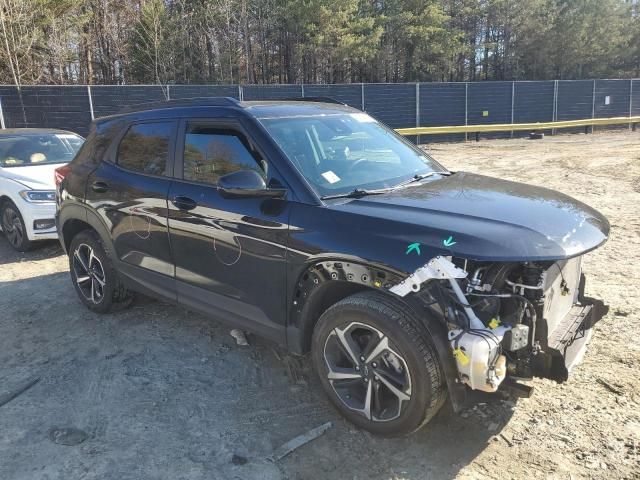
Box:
[391,257,607,410]
[538,270,609,382]
[542,298,606,381]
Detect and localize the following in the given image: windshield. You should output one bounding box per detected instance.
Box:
[259,112,445,196]
[0,133,84,168]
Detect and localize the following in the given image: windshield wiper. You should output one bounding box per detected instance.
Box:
[390,171,450,191]
[320,187,393,200]
[320,171,451,200]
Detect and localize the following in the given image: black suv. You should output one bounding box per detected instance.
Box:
[57,98,609,436]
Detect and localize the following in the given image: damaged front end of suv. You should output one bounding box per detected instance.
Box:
[318,169,610,417]
[391,254,608,401]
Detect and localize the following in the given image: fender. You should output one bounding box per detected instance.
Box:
[58,201,116,258]
[56,201,88,252]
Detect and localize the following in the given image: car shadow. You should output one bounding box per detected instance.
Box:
[0,232,63,266]
[0,271,516,480]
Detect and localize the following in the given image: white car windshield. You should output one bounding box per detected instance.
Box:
[259,112,445,197]
[0,133,84,168]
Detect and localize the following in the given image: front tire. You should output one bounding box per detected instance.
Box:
[68,229,132,313]
[1,201,32,252]
[311,291,446,436]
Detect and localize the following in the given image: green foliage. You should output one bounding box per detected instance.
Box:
[0,0,638,84]
[130,0,173,85]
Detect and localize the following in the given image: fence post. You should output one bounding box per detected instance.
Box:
[415,83,420,144]
[238,85,243,101]
[361,83,365,111]
[464,82,468,142]
[552,80,558,135]
[301,83,305,97]
[590,79,596,134]
[87,85,95,121]
[510,81,515,138]
[166,84,171,101]
[0,97,5,129]
[630,79,633,131]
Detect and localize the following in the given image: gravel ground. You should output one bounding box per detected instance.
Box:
[0,131,638,480]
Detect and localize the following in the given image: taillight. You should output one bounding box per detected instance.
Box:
[54,164,72,188]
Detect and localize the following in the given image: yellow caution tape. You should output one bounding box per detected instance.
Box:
[488,318,501,329]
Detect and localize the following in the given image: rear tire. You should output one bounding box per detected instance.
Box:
[311,291,446,436]
[68,229,132,313]
[1,201,33,252]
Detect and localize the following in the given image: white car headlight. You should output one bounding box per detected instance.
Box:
[19,190,56,203]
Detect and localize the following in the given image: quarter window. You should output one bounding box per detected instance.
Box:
[117,122,173,176]
[183,125,264,185]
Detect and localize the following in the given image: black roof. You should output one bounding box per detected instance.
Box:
[96,97,358,123]
[242,100,356,118]
[118,96,241,114]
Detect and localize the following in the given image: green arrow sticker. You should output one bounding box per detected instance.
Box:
[406,242,421,255]
[443,236,456,247]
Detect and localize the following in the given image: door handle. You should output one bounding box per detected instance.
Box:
[91,181,109,193]
[171,195,197,211]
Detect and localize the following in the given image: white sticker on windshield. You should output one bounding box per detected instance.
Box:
[350,113,376,123]
[321,170,341,184]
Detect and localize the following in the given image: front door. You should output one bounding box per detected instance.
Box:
[167,119,290,342]
[85,120,177,299]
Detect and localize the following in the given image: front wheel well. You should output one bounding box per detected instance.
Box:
[0,195,14,210]
[289,261,407,354]
[298,281,374,353]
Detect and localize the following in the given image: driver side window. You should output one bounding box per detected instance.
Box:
[183,124,265,185]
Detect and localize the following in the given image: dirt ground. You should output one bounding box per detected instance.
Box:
[0,131,639,480]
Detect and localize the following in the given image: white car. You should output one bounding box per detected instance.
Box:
[0,129,84,251]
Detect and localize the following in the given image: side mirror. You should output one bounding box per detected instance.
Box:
[218,170,286,199]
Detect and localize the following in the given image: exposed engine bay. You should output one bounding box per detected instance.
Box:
[391,255,604,393]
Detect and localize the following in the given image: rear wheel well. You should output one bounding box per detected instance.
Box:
[62,219,94,252]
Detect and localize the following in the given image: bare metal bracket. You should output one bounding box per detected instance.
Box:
[390,256,485,329]
[389,256,467,296]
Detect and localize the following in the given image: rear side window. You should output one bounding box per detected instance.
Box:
[183,125,264,185]
[117,122,173,176]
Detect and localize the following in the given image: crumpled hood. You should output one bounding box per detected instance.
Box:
[0,163,60,190]
[328,172,609,262]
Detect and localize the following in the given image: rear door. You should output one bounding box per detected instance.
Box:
[167,118,291,342]
[85,120,177,299]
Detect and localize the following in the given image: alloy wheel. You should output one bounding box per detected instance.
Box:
[323,321,412,422]
[2,206,23,248]
[72,243,106,304]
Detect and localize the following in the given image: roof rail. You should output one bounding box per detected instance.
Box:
[118,96,241,115]
[282,96,347,105]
